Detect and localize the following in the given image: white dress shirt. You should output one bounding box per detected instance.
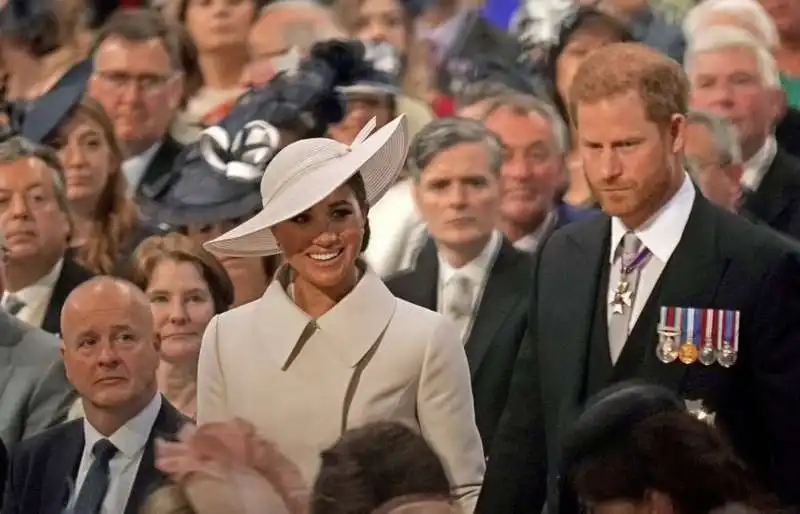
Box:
[437,230,502,341]
[72,394,162,514]
[1,258,63,328]
[607,173,695,333]
[121,142,162,197]
[741,135,777,192]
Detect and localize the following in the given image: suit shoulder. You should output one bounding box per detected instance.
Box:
[384,268,416,293]
[15,322,61,363]
[14,419,80,458]
[62,257,96,284]
[717,208,800,259]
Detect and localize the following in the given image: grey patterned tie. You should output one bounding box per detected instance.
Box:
[442,273,474,342]
[3,294,25,316]
[73,439,118,514]
[608,232,644,364]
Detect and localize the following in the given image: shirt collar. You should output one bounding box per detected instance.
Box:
[6,258,63,306]
[258,260,396,368]
[122,141,162,196]
[610,172,696,263]
[741,135,777,191]
[513,211,557,254]
[82,393,162,458]
[438,230,501,286]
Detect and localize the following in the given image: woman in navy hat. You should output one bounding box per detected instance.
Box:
[0,0,92,101]
[560,382,775,514]
[17,61,160,275]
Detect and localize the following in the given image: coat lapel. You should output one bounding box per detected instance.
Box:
[403,240,439,311]
[44,422,83,514]
[636,196,730,391]
[555,215,611,407]
[464,241,527,376]
[124,399,188,514]
[742,150,798,226]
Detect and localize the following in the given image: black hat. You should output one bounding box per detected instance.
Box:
[141,39,375,229]
[21,59,93,144]
[448,53,549,100]
[338,41,402,97]
[561,381,686,472]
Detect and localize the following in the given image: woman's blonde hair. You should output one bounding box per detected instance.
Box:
[59,96,140,275]
[332,0,435,102]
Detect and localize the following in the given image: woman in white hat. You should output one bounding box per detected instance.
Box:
[196,115,485,514]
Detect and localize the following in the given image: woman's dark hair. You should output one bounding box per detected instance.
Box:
[545,7,633,125]
[126,232,235,314]
[568,411,773,514]
[346,172,371,253]
[310,421,451,514]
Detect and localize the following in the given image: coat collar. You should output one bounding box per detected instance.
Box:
[256,260,396,369]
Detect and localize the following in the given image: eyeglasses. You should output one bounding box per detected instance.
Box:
[94,70,175,94]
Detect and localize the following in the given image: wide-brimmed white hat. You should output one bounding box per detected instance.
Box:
[203,115,408,257]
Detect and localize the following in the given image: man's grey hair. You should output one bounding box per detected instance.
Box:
[406,118,504,181]
[682,0,779,50]
[259,0,346,54]
[456,80,515,111]
[685,26,780,88]
[686,110,743,168]
[0,136,74,235]
[481,92,570,155]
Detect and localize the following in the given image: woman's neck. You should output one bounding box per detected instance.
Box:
[292,267,359,318]
[157,361,198,418]
[197,49,249,90]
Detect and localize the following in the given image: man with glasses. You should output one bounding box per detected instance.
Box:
[88,9,185,202]
[685,110,744,213]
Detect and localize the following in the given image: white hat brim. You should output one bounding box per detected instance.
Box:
[203,115,409,258]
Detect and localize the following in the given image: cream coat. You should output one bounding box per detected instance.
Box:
[197,265,485,513]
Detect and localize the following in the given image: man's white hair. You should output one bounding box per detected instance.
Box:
[258,0,346,54]
[683,0,779,49]
[685,27,780,88]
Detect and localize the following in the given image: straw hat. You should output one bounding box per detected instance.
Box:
[203,114,409,257]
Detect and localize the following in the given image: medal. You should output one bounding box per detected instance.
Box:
[610,280,632,314]
[678,307,699,364]
[610,244,652,315]
[679,343,698,364]
[698,309,716,366]
[656,306,680,363]
[716,310,740,368]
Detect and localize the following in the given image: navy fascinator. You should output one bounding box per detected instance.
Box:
[142,39,376,228]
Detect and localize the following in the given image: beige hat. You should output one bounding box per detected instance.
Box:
[203,115,409,257]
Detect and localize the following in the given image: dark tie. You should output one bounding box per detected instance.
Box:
[73,439,118,514]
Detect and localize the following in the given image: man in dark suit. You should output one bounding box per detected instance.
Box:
[687,27,800,240]
[480,91,597,255]
[478,43,800,514]
[386,117,529,452]
[0,136,94,335]
[4,277,188,514]
[88,9,185,204]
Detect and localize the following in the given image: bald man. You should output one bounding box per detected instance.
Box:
[4,277,188,514]
[242,0,347,87]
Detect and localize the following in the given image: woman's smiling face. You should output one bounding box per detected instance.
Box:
[270,183,366,291]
